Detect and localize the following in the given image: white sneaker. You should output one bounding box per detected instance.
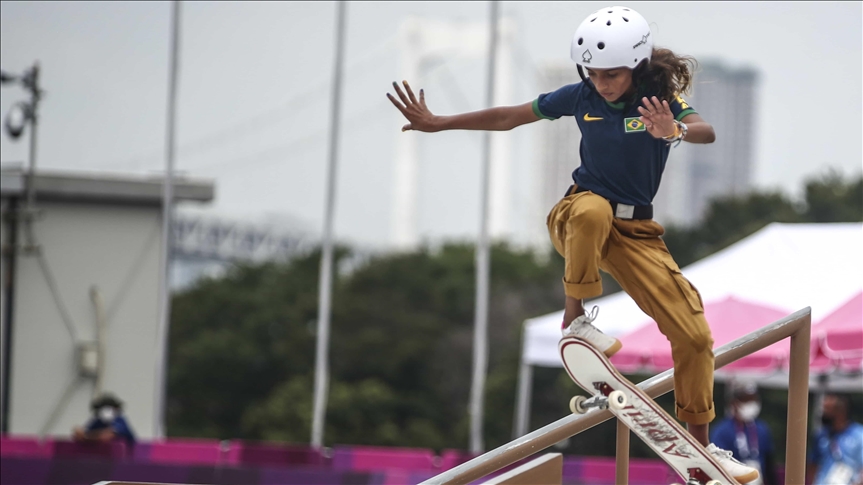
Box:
[562,306,622,358]
[706,443,759,484]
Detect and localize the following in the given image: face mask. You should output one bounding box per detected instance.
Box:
[98,407,116,422]
[737,401,761,422]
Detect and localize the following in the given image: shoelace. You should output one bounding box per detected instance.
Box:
[712,448,733,459]
[580,305,599,324]
[562,306,601,331]
[711,446,745,465]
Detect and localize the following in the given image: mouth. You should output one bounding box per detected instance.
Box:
[600,92,614,98]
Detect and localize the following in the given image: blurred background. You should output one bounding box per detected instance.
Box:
[1,2,861,485]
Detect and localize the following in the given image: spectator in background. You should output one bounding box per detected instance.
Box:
[710,381,778,485]
[72,393,136,447]
[807,393,863,485]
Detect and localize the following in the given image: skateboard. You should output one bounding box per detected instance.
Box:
[559,336,739,485]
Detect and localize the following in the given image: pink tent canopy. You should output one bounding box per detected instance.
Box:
[610,293,863,377]
[810,292,862,373]
[610,296,791,374]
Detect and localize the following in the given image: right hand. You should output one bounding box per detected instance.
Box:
[387,80,439,132]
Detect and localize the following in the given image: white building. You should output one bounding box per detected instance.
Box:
[0,167,213,439]
[392,17,517,248]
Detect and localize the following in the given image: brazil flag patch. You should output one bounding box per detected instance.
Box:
[624,117,646,133]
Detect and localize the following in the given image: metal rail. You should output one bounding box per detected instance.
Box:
[421,307,811,485]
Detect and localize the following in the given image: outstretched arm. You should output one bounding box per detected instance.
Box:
[387,80,540,133]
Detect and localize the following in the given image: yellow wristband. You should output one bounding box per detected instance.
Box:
[662,121,681,140]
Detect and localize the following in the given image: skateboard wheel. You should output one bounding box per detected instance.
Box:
[570,395,588,414]
[608,390,627,410]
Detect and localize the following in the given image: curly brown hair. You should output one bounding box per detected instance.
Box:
[633,47,698,102]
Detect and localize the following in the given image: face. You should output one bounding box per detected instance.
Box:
[821,395,846,426]
[586,67,634,102]
[734,394,761,422]
[97,406,117,422]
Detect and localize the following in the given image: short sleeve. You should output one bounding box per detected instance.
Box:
[669,94,697,121]
[533,83,583,120]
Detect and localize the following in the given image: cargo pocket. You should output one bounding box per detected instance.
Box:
[663,260,704,314]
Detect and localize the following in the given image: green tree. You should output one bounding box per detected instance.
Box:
[663,172,862,268]
[802,170,863,222]
[167,249,331,439]
[168,242,566,449]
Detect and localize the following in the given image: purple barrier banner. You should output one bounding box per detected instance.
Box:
[0,436,787,485]
[0,457,384,485]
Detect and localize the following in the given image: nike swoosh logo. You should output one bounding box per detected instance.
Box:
[583,113,603,121]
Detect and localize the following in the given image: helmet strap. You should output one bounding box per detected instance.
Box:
[577,65,597,94]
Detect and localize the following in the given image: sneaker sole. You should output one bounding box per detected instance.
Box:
[733,470,760,484]
[603,339,622,358]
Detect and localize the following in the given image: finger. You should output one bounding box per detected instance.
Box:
[651,96,665,114]
[419,88,427,108]
[662,99,672,115]
[403,80,419,105]
[641,97,655,114]
[402,123,412,132]
[386,92,407,115]
[392,81,411,106]
[637,106,654,121]
[639,116,654,130]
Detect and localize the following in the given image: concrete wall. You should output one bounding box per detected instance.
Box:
[7,200,162,439]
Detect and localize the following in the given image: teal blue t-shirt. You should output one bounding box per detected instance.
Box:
[534,82,696,206]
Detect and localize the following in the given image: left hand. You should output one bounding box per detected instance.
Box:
[637,96,676,139]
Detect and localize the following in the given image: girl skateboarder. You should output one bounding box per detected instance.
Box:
[387,5,759,483]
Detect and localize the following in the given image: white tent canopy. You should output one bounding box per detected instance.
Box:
[513,222,863,437]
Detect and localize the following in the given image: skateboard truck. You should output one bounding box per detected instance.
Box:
[569,387,628,414]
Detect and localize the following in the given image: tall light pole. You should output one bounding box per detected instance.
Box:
[0,62,43,434]
[154,0,182,439]
[311,0,347,449]
[469,0,499,454]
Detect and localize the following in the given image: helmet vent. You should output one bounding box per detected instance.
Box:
[590,17,597,22]
[577,37,583,45]
[607,10,612,13]
[623,8,630,11]
[598,42,606,50]
[622,17,629,22]
[606,20,612,26]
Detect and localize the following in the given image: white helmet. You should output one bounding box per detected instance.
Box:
[570,6,653,69]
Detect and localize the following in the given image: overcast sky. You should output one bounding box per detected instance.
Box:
[1,1,861,248]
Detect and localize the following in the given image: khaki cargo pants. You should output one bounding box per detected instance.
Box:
[547,188,716,425]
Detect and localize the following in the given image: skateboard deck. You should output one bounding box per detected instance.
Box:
[559,336,738,485]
